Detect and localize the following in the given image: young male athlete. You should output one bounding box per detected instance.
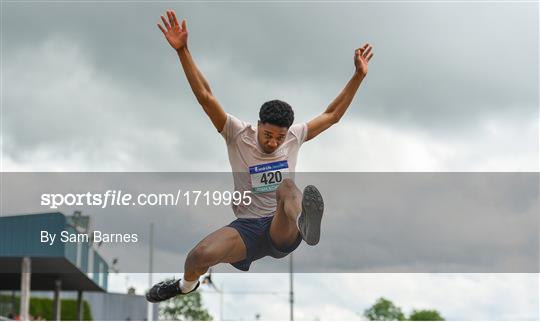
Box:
[146,10,373,302]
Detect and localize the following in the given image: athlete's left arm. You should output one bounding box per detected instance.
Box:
[306,43,374,142]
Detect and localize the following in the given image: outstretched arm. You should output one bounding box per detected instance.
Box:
[306,43,374,141]
[157,10,227,132]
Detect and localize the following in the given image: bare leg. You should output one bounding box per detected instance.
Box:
[183,226,246,281]
[269,178,303,249]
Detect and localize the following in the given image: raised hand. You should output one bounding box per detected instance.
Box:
[157,10,188,50]
[354,43,374,76]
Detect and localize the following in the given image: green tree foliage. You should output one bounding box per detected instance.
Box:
[57,298,93,320]
[364,298,445,321]
[0,295,92,320]
[160,291,213,321]
[409,309,445,321]
[364,297,406,321]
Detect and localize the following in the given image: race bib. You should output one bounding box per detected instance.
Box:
[249,160,290,193]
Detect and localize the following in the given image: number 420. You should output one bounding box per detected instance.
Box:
[260,171,283,184]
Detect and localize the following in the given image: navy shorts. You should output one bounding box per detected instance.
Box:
[227,215,302,271]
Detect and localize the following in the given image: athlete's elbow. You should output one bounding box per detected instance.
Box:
[330,113,341,125]
[195,92,213,105]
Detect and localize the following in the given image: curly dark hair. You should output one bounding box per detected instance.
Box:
[259,100,294,128]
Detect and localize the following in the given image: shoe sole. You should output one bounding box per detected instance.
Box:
[298,185,324,246]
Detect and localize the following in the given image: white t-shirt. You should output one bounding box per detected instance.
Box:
[220,113,308,218]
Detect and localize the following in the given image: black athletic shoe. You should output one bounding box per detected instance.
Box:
[298,185,324,246]
[145,278,200,303]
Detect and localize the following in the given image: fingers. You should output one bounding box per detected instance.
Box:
[157,23,167,35]
[355,43,370,59]
[358,43,369,53]
[171,10,182,29]
[357,43,373,61]
[354,43,374,65]
[160,15,171,30]
[167,10,176,27]
[159,9,180,31]
[159,9,187,34]
[363,45,372,58]
[367,52,374,62]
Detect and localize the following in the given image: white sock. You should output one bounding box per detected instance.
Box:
[179,277,198,293]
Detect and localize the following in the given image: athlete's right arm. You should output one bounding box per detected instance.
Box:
[157,10,227,132]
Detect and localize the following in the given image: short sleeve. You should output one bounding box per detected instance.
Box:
[220,114,249,143]
[288,123,308,145]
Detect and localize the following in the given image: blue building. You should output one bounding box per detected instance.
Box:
[0,212,109,319]
[1,212,158,320]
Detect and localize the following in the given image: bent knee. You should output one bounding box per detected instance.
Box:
[187,244,215,266]
[277,178,296,193]
[277,178,298,198]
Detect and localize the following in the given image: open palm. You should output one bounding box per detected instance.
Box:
[157,10,188,50]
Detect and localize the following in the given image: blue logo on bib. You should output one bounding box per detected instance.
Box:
[249,160,289,174]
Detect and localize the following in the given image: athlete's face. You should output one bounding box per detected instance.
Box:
[257,122,288,154]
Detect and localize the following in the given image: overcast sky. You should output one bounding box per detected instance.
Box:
[2,1,538,171]
[1,1,539,320]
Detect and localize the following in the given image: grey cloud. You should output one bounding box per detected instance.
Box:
[2,3,537,170]
[4,2,537,136]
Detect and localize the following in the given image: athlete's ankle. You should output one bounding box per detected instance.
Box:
[179,277,199,293]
